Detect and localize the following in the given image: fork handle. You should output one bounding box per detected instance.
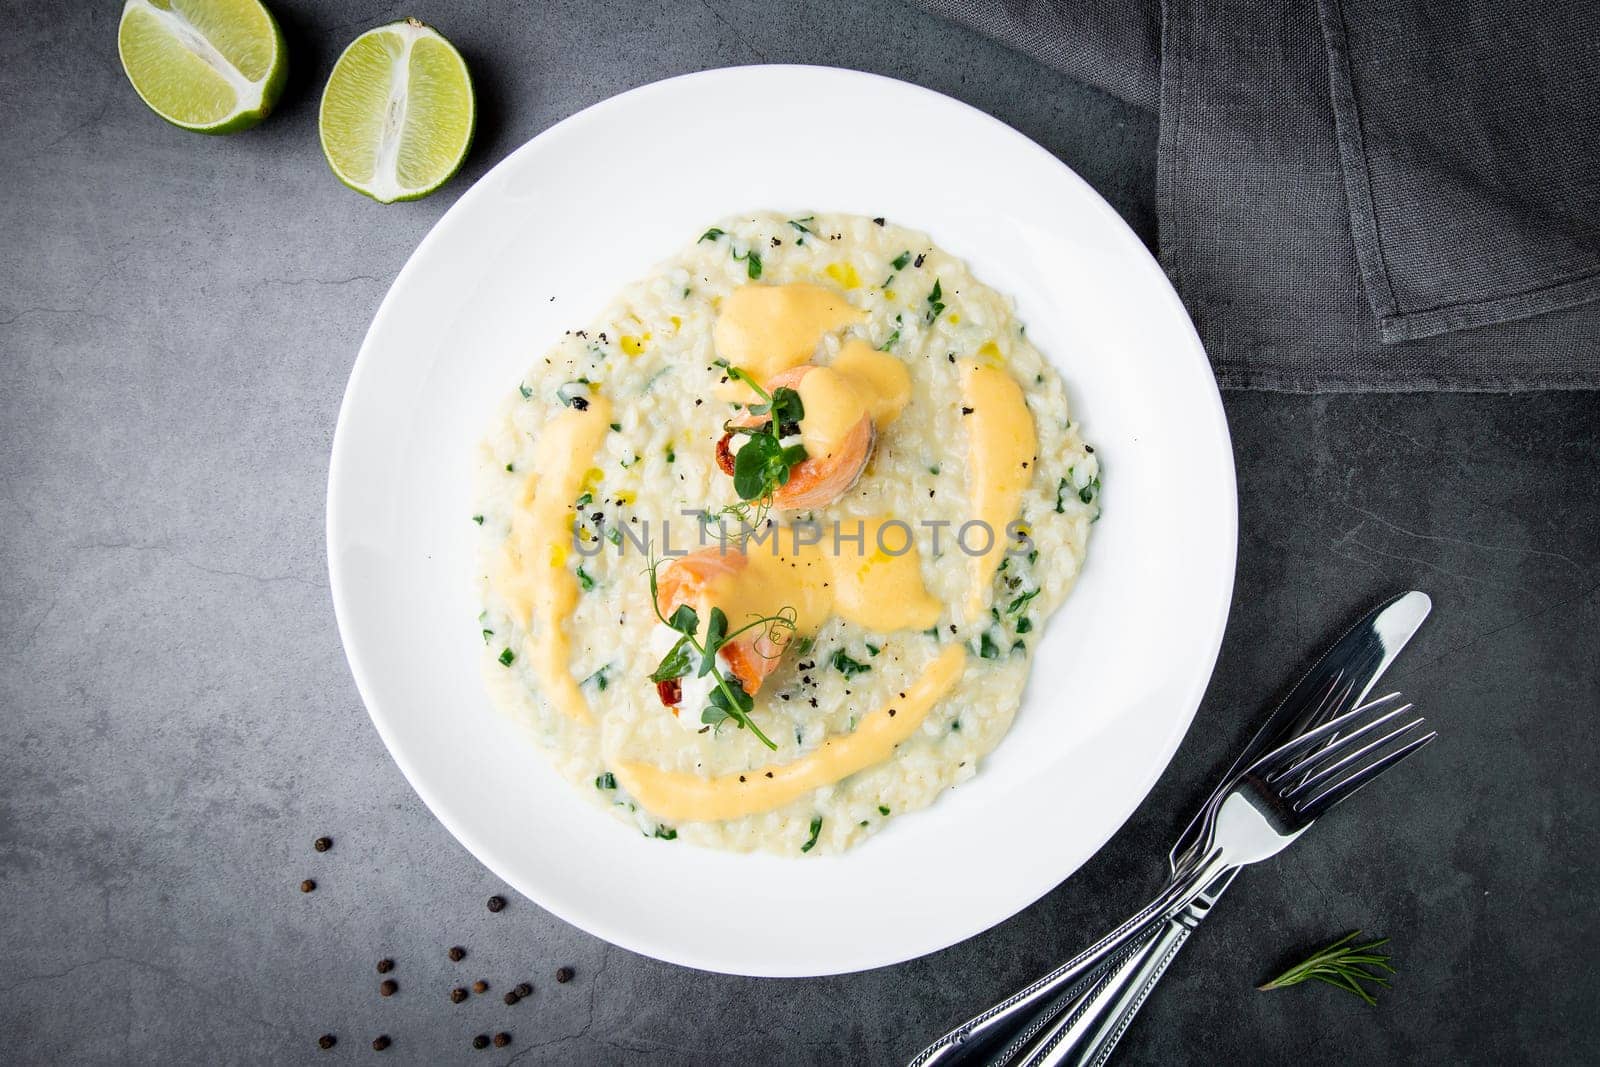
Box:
[1014,866,1236,1067]
[908,853,1226,1067]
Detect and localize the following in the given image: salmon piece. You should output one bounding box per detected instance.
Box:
[654,548,789,694]
[728,365,874,511]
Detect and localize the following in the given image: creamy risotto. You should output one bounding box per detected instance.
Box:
[474,212,1099,854]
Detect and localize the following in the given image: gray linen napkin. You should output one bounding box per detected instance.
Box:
[914,0,1600,391]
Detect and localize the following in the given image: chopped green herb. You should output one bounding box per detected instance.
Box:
[576,565,594,592]
[1011,640,1027,654]
[877,329,900,352]
[498,648,515,667]
[654,825,678,840]
[928,464,940,476]
[472,514,484,525]
[584,665,610,691]
[1055,477,1070,513]
[733,249,762,279]
[865,642,881,657]
[831,650,872,678]
[505,463,514,473]
[1007,589,1040,615]
[666,449,675,463]
[792,635,815,656]
[800,815,823,853]
[1015,616,1033,634]
[788,216,816,236]
[481,628,493,644]
[605,525,622,546]
[892,251,912,271]
[951,720,961,732]
[698,228,725,242]
[925,278,946,324]
[609,422,621,432]
[595,772,616,790]
[1079,477,1101,505]
[978,632,1000,660]
[878,804,891,816]
[924,626,941,640]
[518,383,532,399]
[574,492,592,508]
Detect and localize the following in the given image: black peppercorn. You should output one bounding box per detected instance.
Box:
[448,946,466,962]
[300,879,316,893]
[555,966,574,984]
[318,1034,336,1050]
[502,991,520,1005]
[313,836,332,852]
[487,895,506,913]
[376,958,394,974]
[371,1035,390,1052]
[379,979,397,997]
[493,1033,511,1048]
[472,980,489,994]
[450,987,468,1004]
[472,1034,489,1050]
[513,982,532,998]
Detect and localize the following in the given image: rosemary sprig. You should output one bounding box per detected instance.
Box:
[646,559,796,750]
[1258,931,1395,1006]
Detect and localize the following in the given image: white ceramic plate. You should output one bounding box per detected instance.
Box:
[328,66,1235,978]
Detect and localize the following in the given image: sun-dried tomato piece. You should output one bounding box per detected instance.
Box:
[655,677,682,707]
[715,431,737,476]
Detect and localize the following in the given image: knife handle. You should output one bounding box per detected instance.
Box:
[1029,920,1192,1067]
[1015,868,1232,1067]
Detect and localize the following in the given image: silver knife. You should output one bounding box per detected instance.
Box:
[1032,590,1433,1067]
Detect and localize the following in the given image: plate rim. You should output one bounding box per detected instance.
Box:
[327,63,1237,977]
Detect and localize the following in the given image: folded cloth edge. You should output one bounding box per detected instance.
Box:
[1317,0,1600,344]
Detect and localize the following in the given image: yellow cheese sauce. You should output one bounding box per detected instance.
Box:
[676,515,943,639]
[793,342,912,465]
[490,395,613,722]
[613,644,967,821]
[958,360,1038,623]
[831,340,911,427]
[712,283,864,399]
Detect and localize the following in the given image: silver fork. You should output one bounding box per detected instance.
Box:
[910,693,1436,1067]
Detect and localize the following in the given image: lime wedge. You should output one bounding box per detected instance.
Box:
[117,0,286,134]
[319,19,475,204]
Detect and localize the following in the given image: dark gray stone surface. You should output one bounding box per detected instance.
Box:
[1,1,1595,1063]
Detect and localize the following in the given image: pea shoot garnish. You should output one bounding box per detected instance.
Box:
[714,360,808,526]
[646,559,797,751]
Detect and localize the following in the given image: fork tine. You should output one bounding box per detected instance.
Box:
[1270,700,1416,783]
[1280,715,1428,801]
[1248,691,1408,778]
[1296,730,1438,815]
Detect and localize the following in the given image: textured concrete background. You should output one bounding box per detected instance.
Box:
[2,1,1597,1064]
